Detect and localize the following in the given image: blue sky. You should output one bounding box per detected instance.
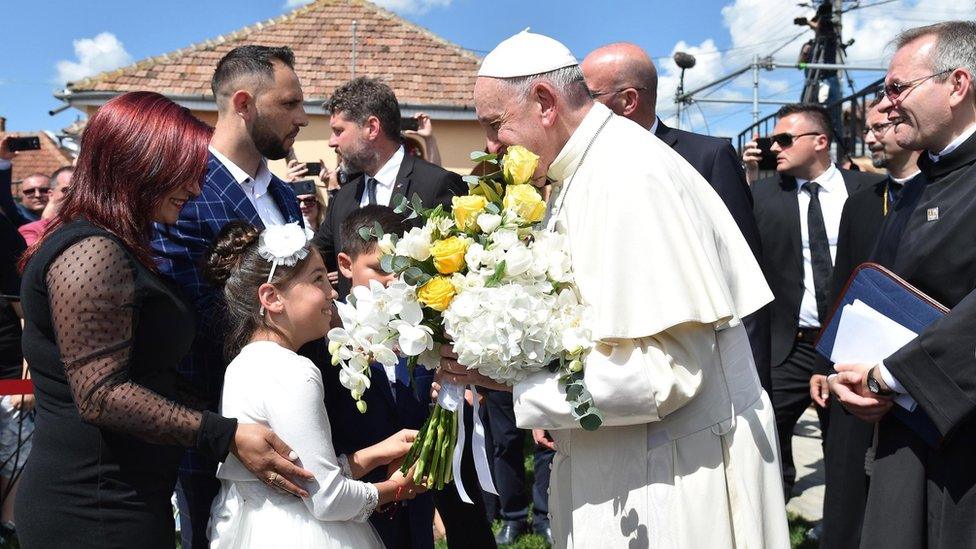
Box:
[2,0,972,139]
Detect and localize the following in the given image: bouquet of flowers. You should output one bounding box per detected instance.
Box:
[328,146,601,493]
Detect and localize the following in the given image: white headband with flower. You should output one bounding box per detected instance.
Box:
[258,222,314,314]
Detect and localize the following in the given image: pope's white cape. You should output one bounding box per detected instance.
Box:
[513,102,789,548]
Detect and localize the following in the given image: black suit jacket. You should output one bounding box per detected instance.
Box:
[655,121,773,391]
[752,168,883,367]
[313,152,465,298]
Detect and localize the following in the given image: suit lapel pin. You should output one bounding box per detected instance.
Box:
[926,207,940,222]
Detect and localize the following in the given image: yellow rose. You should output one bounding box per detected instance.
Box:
[430,236,469,274]
[503,184,546,223]
[502,145,540,185]
[452,195,488,232]
[417,276,456,312]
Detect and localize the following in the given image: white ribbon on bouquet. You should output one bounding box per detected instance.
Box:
[436,381,498,504]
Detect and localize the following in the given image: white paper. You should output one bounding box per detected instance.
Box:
[831,299,918,410]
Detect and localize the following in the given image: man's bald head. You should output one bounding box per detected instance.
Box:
[581,42,658,128]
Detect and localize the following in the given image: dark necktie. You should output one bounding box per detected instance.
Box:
[365,176,378,205]
[804,181,833,323]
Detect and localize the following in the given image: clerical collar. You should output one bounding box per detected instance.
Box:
[649,117,660,135]
[547,102,606,183]
[927,123,976,162]
[890,170,920,185]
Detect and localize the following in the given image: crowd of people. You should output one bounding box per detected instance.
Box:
[0,17,972,549]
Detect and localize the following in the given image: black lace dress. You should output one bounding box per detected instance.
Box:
[15,220,237,548]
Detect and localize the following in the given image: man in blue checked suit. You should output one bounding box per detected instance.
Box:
[151,45,308,549]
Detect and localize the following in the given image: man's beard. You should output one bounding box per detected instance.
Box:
[870,148,888,169]
[341,140,379,175]
[251,115,290,160]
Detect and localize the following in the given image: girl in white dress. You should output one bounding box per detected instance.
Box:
[204,221,425,548]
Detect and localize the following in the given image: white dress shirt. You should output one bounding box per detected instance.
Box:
[795,163,848,328]
[209,146,285,227]
[359,146,405,208]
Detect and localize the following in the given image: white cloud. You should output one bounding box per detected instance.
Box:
[56,32,133,84]
[285,0,451,13]
[654,0,975,136]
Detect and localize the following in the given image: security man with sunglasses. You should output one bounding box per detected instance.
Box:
[746,103,883,501]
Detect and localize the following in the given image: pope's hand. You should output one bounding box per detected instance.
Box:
[828,363,894,422]
[439,344,511,392]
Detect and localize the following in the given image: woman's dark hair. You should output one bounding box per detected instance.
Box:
[19,91,212,271]
[205,221,316,359]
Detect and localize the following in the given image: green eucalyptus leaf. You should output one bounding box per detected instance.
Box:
[579,409,603,431]
[411,193,424,214]
[462,175,481,187]
[392,255,414,273]
[358,226,372,241]
[380,254,394,273]
[373,221,385,239]
[485,202,501,215]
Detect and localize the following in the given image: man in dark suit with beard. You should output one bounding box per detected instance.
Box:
[809,97,920,549]
[748,103,883,500]
[313,77,465,300]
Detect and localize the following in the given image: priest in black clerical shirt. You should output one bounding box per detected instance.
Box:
[828,21,976,549]
[812,97,920,549]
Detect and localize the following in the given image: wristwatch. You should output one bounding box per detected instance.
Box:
[867,365,895,396]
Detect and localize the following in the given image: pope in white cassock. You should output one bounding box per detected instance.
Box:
[438,30,790,548]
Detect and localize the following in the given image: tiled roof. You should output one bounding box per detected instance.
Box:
[66,0,481,109]
[0,132,74,182]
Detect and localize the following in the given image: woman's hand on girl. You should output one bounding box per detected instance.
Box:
[231,423,314,498]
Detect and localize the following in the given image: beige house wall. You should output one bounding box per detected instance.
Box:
[85,105,485,179]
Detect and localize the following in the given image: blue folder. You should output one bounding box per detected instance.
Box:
[815,262,946,448]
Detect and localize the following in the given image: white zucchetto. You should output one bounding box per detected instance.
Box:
[478,29,578,78]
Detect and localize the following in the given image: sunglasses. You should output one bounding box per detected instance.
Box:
[769,132,822,148]
[23,188,51,196]
[880,69,953,102]
[298,197,319,207]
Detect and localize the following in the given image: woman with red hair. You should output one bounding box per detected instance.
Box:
[14,92,312,548]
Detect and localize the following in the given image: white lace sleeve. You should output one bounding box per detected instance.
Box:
[352,483,379,522]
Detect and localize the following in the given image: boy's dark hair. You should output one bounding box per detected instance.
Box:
[775,103,834,143]
[325,77,402,141]
[339,205,407,258]
[211,45,296,102]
